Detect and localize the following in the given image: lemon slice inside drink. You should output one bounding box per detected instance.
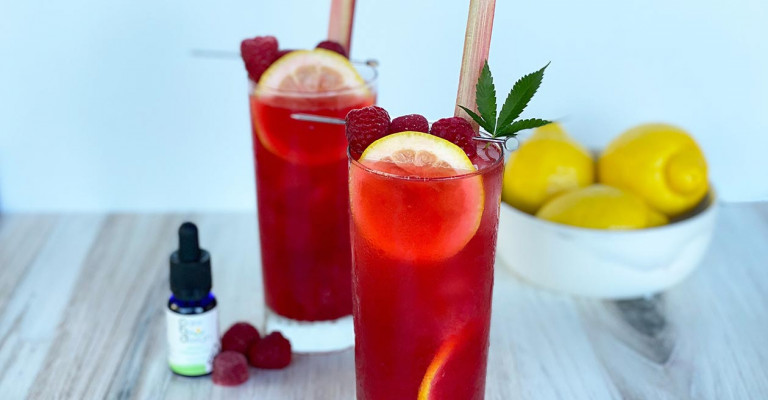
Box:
[417,322,484,400]
[350,131,485,262]
[257,49,368,95]
[418,337,459,400]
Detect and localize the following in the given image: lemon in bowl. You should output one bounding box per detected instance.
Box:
[598,123,708,218]
[497,123,716,299]
[502,123,594,214]
[536,184,668,229]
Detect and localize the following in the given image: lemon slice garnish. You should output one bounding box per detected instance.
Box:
[257,49,367,95]
[360,131,477,171]
[351,131,484,262]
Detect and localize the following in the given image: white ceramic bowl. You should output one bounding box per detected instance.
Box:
[496,190,718,299]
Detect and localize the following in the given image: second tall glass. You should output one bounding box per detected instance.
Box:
[248,64,377,353]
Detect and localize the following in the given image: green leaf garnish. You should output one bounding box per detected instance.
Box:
[475,61,497,134]
[496,62,549,134]
[458,106,493,133]
[496,118,552,136]
[460,61,552,140]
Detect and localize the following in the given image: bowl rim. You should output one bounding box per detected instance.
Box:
[501,185,718,235]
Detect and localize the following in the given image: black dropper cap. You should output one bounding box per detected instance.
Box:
[170,222,212,301]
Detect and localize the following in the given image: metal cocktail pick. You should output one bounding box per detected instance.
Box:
[290,113,517,151]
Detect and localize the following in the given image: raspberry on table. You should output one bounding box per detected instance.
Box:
[429,117,477,157]
[247,332,292,369]
[345,106,391,158]
[389,114,429,134]
[212,351,250,386]
[221,322,261,355]
[316,40,348,58]
[241,36,279,82]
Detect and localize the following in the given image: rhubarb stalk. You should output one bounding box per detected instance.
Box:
[327,0,356,56]
[454,0,496,130]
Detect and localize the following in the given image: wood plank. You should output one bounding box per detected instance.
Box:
[677,203,768,398]
[574,202,768,399]
[0,203,765,399]
[490,260,621,400]
[25,214,188,399]
[0,215,104,398]
[0,215,59,314]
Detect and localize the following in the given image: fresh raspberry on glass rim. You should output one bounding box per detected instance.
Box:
[345,106,483,161]
[240,36,348,83]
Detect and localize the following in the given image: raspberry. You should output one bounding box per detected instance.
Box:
[316,40,348,58]
[345,106,391,157]
[240,36,279,82]
[221,322,261,354]
[247,332,292,369]
[429,117,477,157]
[212,351,250,386]
[275,49,293,60]
[389,114,429,134]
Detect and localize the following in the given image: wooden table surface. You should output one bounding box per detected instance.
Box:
[1,203,767,399]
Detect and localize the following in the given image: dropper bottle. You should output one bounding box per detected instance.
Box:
[166,222,220,376]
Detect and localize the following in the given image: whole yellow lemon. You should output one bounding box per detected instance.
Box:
[537,184,668,229]
[502,123,594,214]
[598,124,708,218]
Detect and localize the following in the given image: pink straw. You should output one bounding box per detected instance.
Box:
[327,0,356,56]
[454,0,496,130]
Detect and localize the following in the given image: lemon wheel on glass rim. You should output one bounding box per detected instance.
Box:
[350,131,484,262]
[252,49,370,165]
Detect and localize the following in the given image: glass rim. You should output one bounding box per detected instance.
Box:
[347,143,505,182]
[249,61,378,96]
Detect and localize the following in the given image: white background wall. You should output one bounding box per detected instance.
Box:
[1,0,766,212]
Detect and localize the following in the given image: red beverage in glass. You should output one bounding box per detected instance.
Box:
[349,142,504,399]
[248,61,376,352]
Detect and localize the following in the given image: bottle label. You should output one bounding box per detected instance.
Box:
[166,307,220,376]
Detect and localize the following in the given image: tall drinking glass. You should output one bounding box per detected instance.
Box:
[249,64,377,352]
[349,142,504,399]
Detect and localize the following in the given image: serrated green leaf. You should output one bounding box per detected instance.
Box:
[496,118,552,137]
[458,106,494,133]
[475,61,497,134]
[496,63,550,131]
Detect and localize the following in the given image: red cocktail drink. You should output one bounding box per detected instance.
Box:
[248,59,376,352]
[349,141,504,399]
